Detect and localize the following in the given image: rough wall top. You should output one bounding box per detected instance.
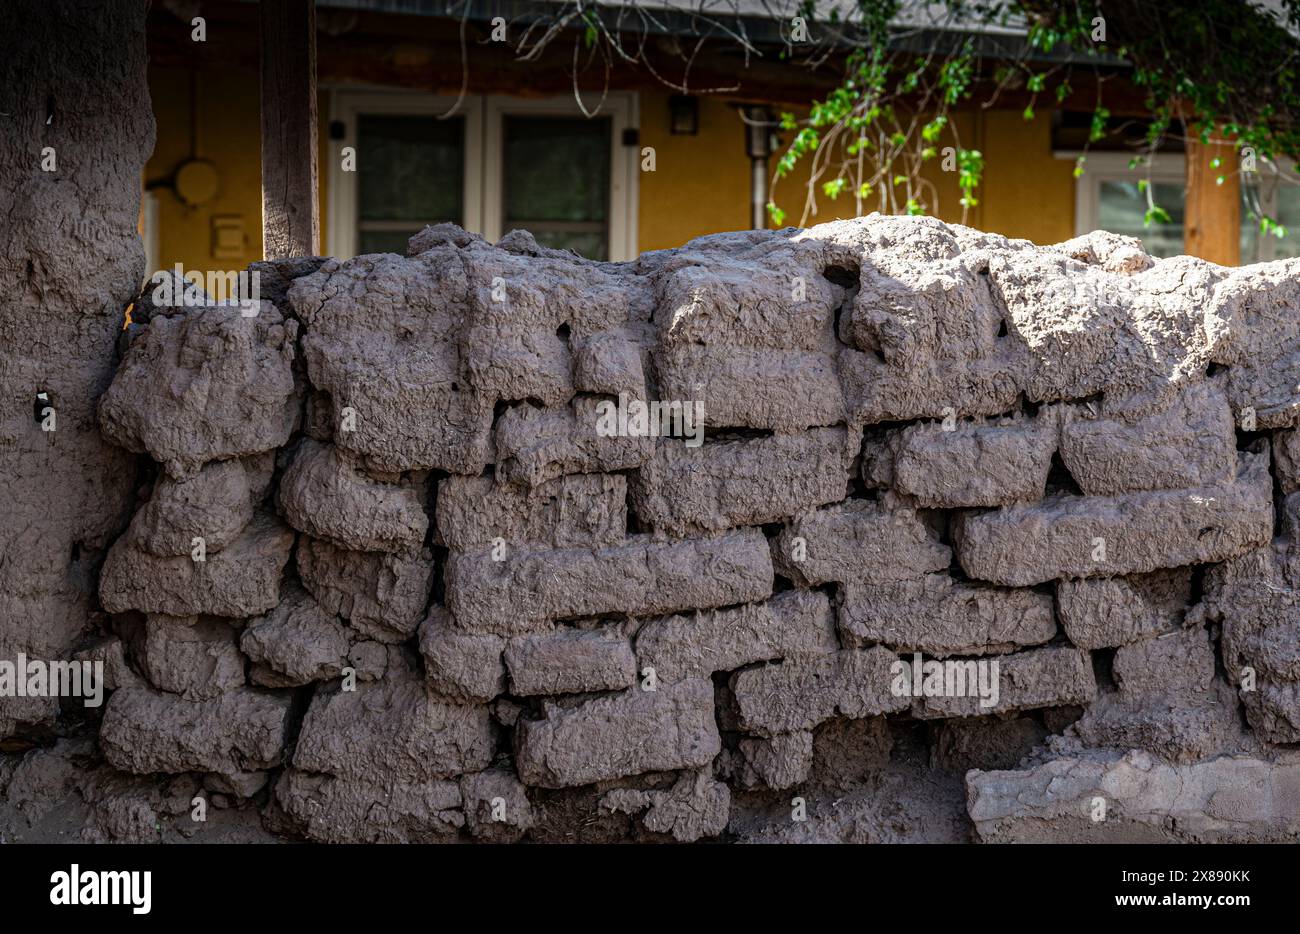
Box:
[273,216,1300,468]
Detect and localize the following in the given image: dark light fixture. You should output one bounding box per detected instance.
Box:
[668,95,699,135]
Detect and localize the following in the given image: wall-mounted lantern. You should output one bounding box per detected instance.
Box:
[668,95,699,135]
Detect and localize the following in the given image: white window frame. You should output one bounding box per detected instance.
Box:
[141,189,160,283]
[1060,149,1299,261]
[326,88,484,259]
[483,92,639,262]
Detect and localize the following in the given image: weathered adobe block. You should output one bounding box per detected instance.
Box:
[1056,568,1191,650]
[444,530,773,636]
[288,250,494,475]
[129,453,273,557]
[275,769,463,844]
[834,217,1028,424]
[137,615,244,700]
[505,628,638,697]
[493,397,654,487]
[515,678,721,788]
[729,647,908,736]
[635,589,838,684]
[651,238,845,431]
[292,653,495,783]
[656,344,846,431]
[276,439,429,554]
[240,584,353,688]
[771,500,951,586]
[99,686,291,779]
[862,413,1056,508]
[99,512,294,618]
[436,473,626,550]
[572,329,647,399]
[953,447,1273,586]
[838,574,1056,657]
[629,428,851,535]
[1057,380,1236,495]
[911,646,1096,719]
[98,304,300,481]
[296,535,434,643]
[417,607,507,703]
[732,731,815,791]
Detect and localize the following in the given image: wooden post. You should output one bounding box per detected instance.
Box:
[260,0,319,259]
[1184,129,1240,266]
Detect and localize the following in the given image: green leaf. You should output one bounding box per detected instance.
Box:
[1089,107,1111,143]
[1144,205,1172,227]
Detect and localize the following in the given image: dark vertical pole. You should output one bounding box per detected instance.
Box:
[260,0,319,258]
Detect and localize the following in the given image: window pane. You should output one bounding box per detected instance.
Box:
[1097,179,1185,257]
[1240,194,1261,264]
[525,230,607,258]
[1274,182,1300,259]
[358,114,463,225]
[359,229,423,255]
[1240,173,1300,263]
[504,116,610,259]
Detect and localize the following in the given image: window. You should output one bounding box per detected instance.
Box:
[1071,151,1300,262]
[328,89,638,261]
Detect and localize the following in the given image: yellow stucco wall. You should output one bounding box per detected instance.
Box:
[637,93,1076,250]
[976,108,1076,245]
[146,69,1075,275]
[637,93,753,251]
[147,66,263,274]
[144,65,329,277]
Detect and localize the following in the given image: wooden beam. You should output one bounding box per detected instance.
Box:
[260,0,319,259]
[1184,129,1241,266]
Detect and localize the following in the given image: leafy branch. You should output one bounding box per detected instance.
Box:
[769,0,1300,237]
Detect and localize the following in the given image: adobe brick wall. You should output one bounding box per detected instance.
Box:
[11,212,1300,842]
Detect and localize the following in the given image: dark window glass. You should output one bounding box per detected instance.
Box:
[357,114,463,253]
[503,116,610,259]
[1097,179,1185,257]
